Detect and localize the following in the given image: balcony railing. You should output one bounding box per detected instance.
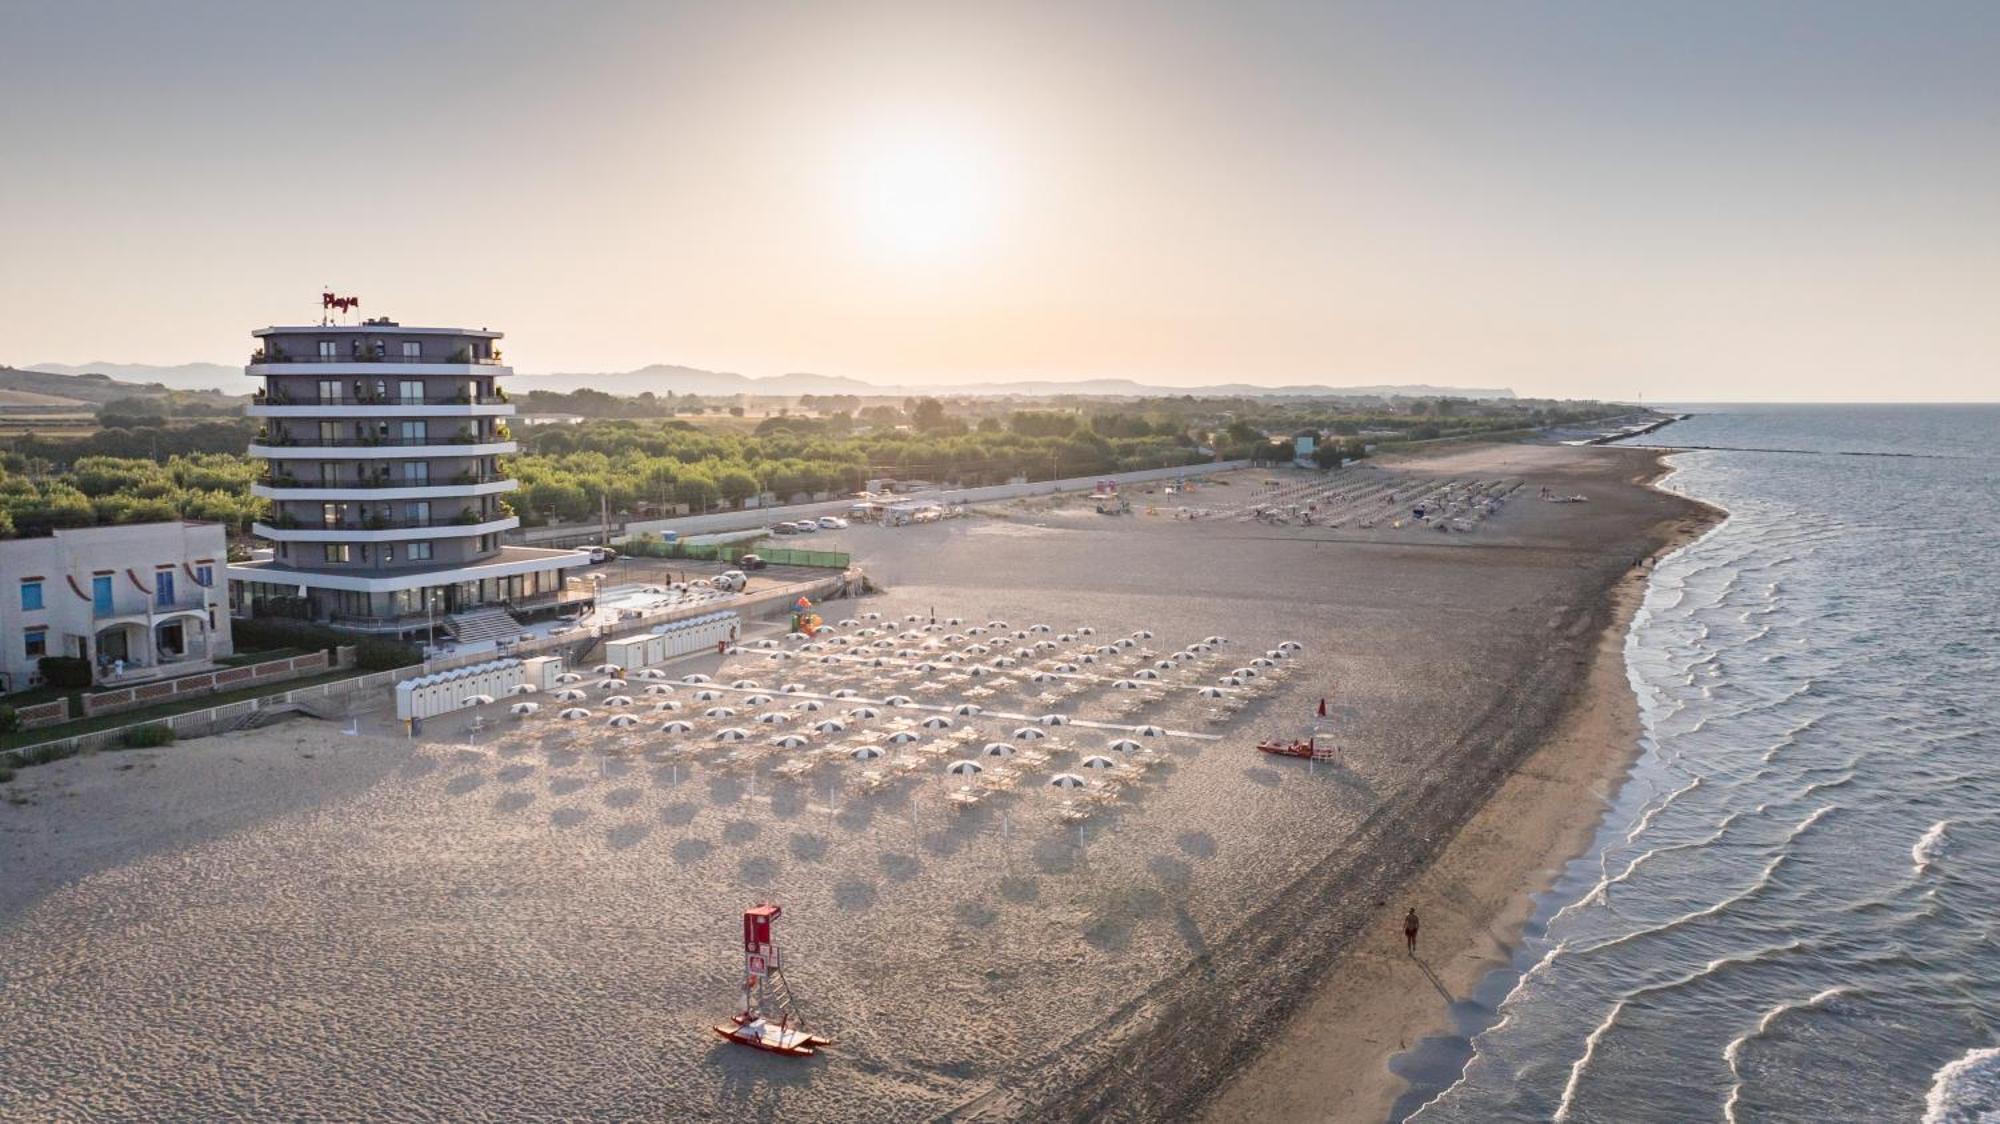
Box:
[93,593,209,620]
[259,473,510,489]
[252,394,502,407]
[251,350,503,365]
[264,512,500,531]
[253,435,502,448]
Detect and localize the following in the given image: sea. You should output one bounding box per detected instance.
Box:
[1394,405,2000,1123]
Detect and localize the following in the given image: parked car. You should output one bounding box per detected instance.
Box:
[715,570,748,592]
[792,521,818,534]
[738,554,767,570]
[585,545,618,564]
[771,522,799,535]
[816,516,848,530]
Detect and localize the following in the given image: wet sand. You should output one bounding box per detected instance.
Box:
[0,443,1707,1122]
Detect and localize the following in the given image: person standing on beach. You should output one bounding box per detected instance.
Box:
[1404,908,1420,955]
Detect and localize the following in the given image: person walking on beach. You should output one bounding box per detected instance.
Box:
[1404,907,1420,955]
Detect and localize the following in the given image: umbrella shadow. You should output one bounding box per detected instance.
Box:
[606,821,650,851]
[788,831,829,863]
[444,773,486,796]
[498,763,537,785]
[739,854,782,886]
[721,819,761,845]
[671,837,714,864]
[493,790,534,815]
[604,786,642,810]
[551,806,590,829]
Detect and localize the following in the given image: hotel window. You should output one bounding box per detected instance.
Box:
[25,627,47,660]
[156,570,175,609]
[317,340,338,360]
[19,579,42,611]
[401,341,422,359]
[399,420,427,443]
[399,379,423,404]
[408,541,433,561]
[324,544,351,564]
[382,545,395,564]
[322,503,343,527]
[320,463,341,485]
[318,379,341,403]
[405,501,431,525]
[402,461,429,484]
[319,421,341,444]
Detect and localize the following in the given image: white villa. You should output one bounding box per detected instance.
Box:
[0,522,234,692]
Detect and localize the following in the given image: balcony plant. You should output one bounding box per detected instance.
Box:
[363,513,390,530]
[453,508,481,525]
[449,345,473,364]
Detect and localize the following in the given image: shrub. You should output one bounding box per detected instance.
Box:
[38,656,93,689]
[0,766,14,784]
[354,638,421,671]
[119,723,176,749]
[0,705,18,735]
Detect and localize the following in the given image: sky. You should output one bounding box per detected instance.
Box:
[2,0,1997,402]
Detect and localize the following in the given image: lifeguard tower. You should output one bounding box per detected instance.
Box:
[713,904,830,1057]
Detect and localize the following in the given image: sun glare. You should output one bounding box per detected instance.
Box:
[845,130,999,261]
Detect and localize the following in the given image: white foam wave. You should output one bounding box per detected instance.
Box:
[1721,986,1852,1123]
[1913,820,1951,876]
[1923,1046,2000,1124]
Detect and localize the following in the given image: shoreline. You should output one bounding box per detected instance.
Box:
[1202,452,1722,1123]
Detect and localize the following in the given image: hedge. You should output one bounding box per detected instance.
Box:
[119,723,176,749]
[38,656,93,689]
[233,618,420,670]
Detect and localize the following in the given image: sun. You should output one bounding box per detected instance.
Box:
[844,130,999,261]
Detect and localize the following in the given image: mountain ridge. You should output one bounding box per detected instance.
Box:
[26,360,1514,400]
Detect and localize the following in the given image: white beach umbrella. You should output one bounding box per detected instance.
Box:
[464,693,496,706]
[509,702,540,717]
[753,639,781,650]
[848,706,882,720]
[1028,671,1054,683]
[1156,660,1178,670]
[1058,633,1076,642]
[1054,662,1080,673]
[556,672,583,684]
[683,673,712,684]
[704,704,739,718]
[1232,667,1260,678]
[1048,773,1087,789]
[1078,626,1096,636]
[558,707,592,720]
[946,616,964,625]
[652,701,683,714]
[1278,641,1303,651]
[1205,636,1227,645]
[596,678,628,691]
[714,727,750,742]
[861,612,883,621]
[606,714,639,728]
[886,730,920,745]
[505,683,539,696]
[986,620,1008,629]
[642,684,676,697]
[1112,679,1141,690]
[603,695,634,708]
[593,664,621,675]
[1134,724,1167,737]
[922,715,955,729]
[947,759,985,776]
[554,688,587,702]
[991,656,1017,668]
[850,745,885,761]
[832,688,861,699]
[732,678,760,689]
[1037,713,1070,726]
[952,703,983,716]
[1031,623,1052,633]
[966,666,991,679]
[1251,657,1277,668]
[1265,650,1287,660]
[775,734,810,749]
[966,627,985,636]
[661,720,694,733]
[838,617,860,627]
[780,683,805,693]
[1013,726,1047,740]
[966,644,990,656]
[1079,654,1099,665]
[1107,738,1142,753]
[1081,755,1117,770]
[757,711,791,725]
[1115,638,1136,650]
[743,693,774,705]
[1132,630,1154,640]
[1196,686,1228,699]
[982,742,1016,758]
[883,694,914,707]
[694,689,723,702]
[1136,669,1161,680]
[793,699,825,712]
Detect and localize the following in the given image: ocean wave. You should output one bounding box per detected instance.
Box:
[1625,775,1704,843]
[1722,986,1854,1124]
[1912,820,1951,876]
[1923,1046,2000,1124]
[1571,851,1787,961]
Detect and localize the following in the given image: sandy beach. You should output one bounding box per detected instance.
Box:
[0,443,1709,1122]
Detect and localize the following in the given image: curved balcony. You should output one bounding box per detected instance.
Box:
[249,439,518,460]
[252,514,520,543]
[246,400,515,419]
[251,476,519,502]
[248,361,510,378]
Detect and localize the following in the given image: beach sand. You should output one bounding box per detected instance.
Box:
[0,443,1708,1122]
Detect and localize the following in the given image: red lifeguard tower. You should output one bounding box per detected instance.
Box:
[713,904,830,1057]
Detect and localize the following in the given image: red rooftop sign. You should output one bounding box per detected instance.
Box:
[322,292,359,313]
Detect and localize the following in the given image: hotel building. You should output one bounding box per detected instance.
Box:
[227,318,587,635]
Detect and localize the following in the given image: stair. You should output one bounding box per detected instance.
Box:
[444,607,521,645]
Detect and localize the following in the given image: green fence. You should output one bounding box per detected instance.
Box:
[621,538,850,569]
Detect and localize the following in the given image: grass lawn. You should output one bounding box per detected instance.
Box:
[218,647,310,666]
[0,668,363,754]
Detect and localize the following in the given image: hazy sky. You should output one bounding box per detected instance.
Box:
[4,1,1997,401]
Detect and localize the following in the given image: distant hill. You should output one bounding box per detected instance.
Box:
[27,361,241,393]
[515,365,1516,400]
[0,365,174,406]
[26,358,1515,401]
